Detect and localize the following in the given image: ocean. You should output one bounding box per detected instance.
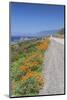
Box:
[11,36,37,42]
[11,30,58,42]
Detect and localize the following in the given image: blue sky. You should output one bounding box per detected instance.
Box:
[10,2,64,36]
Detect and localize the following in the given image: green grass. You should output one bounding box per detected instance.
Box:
[10,38,50,96]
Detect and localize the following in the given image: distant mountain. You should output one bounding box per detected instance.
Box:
[12,30,58,38]
[36,30,58,37]
[12,29,63,42]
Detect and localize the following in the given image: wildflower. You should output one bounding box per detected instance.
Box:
[21,71,43,81]
[36,38,50,50]
[20,66,29,71]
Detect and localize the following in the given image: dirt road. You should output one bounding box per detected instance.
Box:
[39,38,64,95]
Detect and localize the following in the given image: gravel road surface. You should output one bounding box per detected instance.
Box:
[39,38,64,95]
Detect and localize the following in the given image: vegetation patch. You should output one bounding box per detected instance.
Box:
[10,38,50,96]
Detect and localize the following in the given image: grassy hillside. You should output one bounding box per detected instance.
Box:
[53,28,64,38]
[57,28,64,35]
[10,38,50,97]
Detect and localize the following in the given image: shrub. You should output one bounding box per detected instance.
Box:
[14,73,44,96]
